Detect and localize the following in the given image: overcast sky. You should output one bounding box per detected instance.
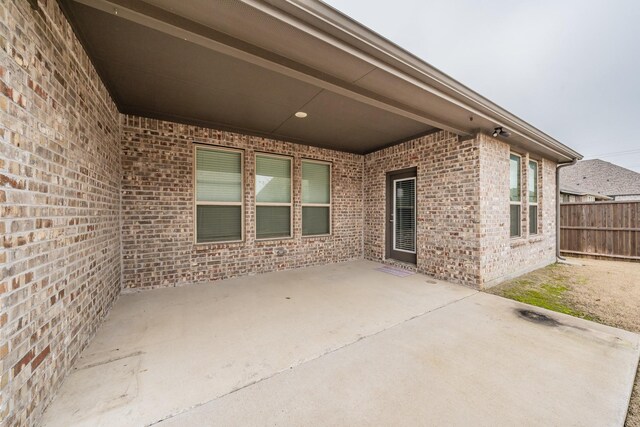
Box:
[325,0,640,171]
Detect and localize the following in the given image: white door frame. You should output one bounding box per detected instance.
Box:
[392,177,417,254]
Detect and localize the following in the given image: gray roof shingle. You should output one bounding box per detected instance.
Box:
[559,159,640,197]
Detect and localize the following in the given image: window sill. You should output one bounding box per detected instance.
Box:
[510,237,528,248]
[194,240,245,248]
[302,233,332,240]
[255,236,294,244]
[509,234,546,248]
[528,235,545,243]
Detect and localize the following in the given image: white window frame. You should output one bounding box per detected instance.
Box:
[193,144,244,244]
[510,152,523,238]
[392,177,417,254]
[301,159,332,237]
[528,159,539,235]
[255,152,293,241]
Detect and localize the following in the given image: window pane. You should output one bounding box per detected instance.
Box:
[256,206,290,239]
[528,161,538,203]
[303,207,330,236]
[197,205,241,242]
[256,156,291,203]
[196,148,242,202]
[529,205,538,235]
[302,162,330,204]
[510,204,521,237]
[510,154,521,202]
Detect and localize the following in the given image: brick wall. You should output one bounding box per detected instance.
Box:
[120,116,364,289]
[0,0,121,425]
[363,131,482,286]
[363,131,558,289]
[478,134,557,287]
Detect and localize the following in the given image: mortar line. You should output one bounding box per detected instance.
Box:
[146,290,479,426]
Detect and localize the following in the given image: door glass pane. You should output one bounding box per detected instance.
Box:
[302,206,330,236]
[197,205,241,242]
[510,154,521,202]
[302,162,330,204]
[510,204,521,237]
[256,206,290,239]
[256,156,291,203]
[394,179,416,252]
[196,148,242,202]
[528,161,538,203]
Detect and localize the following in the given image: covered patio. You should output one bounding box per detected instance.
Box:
[41,261,639,426]
[2,0,631,425]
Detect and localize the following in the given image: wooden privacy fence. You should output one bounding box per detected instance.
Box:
[560,201,640,260]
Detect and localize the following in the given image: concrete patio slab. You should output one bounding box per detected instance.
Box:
[40,261,640,426]
[40,260,474,426]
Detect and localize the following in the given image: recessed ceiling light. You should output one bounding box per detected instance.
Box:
[294,111,308,118]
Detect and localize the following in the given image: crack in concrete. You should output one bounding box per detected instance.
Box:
[76,351,145,371]
[146,291,478,426]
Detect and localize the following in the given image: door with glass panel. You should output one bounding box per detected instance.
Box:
[385,168,417,264]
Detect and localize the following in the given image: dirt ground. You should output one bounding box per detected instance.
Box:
[487,257,640,426]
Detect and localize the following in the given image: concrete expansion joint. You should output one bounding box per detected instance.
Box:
[146,291,478,426]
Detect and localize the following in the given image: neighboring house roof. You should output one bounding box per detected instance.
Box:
[559,184,611,200]
[560,159,640,198]
[60,0,582,161]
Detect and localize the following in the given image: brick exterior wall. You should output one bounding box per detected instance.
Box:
[363,131,482,286]
[363,131,557,289]
[0,0,121,425]
[120,116,364,289]
[0,2,564,424]
[478,134,557,287]
[121,123,557,292]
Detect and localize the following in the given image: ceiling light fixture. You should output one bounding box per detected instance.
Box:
[294,111,308,118]
[492,127,511,138]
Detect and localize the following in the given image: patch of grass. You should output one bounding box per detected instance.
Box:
[503,283,577,317]
[489,264,596,321]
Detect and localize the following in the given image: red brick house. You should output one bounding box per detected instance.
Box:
[1,0,582,424]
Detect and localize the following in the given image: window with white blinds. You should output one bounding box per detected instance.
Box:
[195,146,243,243]
[394,178,416,253]
[509,153,522,238]
[528,160,539,235]
[256,154,292,239]
[302,160,331,236]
